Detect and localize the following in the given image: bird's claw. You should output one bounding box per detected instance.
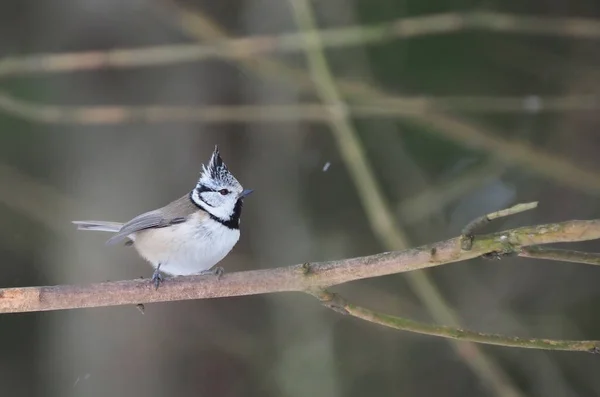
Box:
[199,266,224,279]
[151,269,164,290]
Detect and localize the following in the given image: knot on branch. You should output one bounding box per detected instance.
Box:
[308,288,349,315]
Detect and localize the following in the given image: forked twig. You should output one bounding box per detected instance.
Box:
[461,201,539,250]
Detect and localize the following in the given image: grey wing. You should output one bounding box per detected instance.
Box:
[105,210,168,245]
[106,195,196,246]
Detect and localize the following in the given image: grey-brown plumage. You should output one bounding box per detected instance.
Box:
[72,194,198,244]
[104,195,199,245]
[72,146,253,284]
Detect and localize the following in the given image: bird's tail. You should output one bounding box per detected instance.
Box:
[72,220,123,233]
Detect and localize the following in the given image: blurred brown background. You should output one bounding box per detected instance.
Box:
[1,1,600,396]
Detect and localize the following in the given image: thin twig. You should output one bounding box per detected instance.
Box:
[0,93,333,124]
[1,218,600,313]
[312,290,600,353]
[3,11,600,78]
[6,91,600,125]
[520,246,600,265]
[2,91,600,123]
[461,202,539,250]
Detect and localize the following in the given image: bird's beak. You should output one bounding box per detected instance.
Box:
[238,189,254,199]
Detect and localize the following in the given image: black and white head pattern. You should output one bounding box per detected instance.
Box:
[190,146,245,228]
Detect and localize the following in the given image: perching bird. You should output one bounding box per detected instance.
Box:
[72,146,253,288]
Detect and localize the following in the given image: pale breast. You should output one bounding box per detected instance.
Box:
[132,212,240,276]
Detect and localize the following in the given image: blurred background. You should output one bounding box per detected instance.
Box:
[1,1,600,396]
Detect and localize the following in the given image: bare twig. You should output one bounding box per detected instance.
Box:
[351,95,600,114]
[1,218,600,314]
[461,202,539,250]
[404,112,600,196]
[3,11,600,78]
[4,92,600,125]
[0,93,333,124]
[520,246,600,266]
[312,290,600,353]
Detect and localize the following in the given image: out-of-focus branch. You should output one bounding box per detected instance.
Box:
[1,9,600,199]
[0,93,333,124]
[4,91,600,124]
[0,12,456,76]
[3,11,600,77]
[351,95,600,113]
[3,69,600,200]
[405,111,600,196]
[158,4,600,200]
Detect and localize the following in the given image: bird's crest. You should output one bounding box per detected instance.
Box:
[199,145,239,188]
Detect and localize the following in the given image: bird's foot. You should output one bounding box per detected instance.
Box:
[151,265,164,290]
[199,266,224,280]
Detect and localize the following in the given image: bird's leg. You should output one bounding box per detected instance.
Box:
[151,263,164,290]
[199,266,224,279]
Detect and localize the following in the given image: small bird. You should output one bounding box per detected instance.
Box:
[72,146,253,288]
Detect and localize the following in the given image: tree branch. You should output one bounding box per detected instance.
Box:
[2,12,600,78]
[1,218,600,313]
[3,92,599,125]
[312,290,600,353]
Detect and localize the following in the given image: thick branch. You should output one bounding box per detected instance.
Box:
[1,219,599,313]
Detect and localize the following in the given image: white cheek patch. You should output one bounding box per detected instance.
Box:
[191,188,237,222]
[201,192,224,208]
[206,197,236,221]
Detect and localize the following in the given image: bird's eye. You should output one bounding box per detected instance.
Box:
[218,189,230,195]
